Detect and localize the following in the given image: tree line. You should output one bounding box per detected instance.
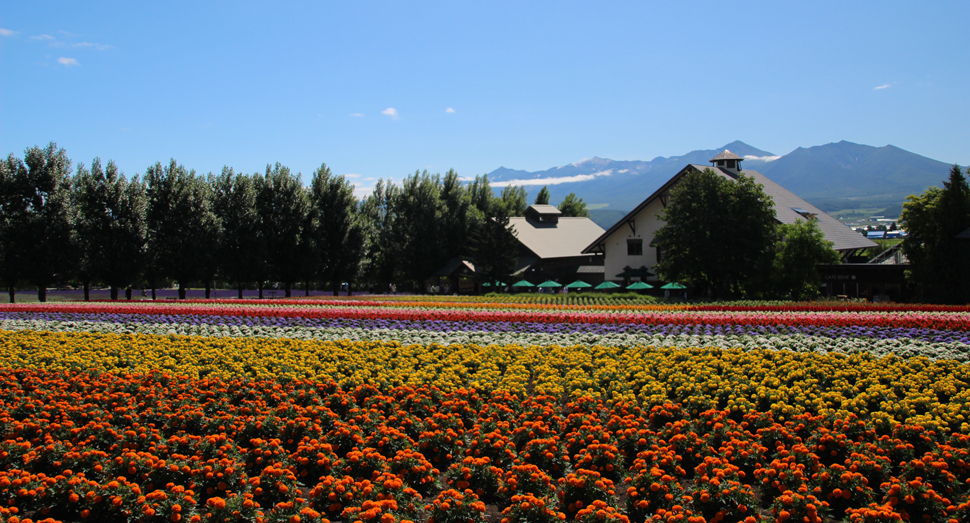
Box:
[0,142,589,302]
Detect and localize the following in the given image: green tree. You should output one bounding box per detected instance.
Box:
[770,219,840,300]
[467,200,519,288]
[360,179,400,293]
[534,185,551,205]
[145,160,219,300]
[255,163,310,298]
[467,174,494,216]
[212,168,262,299]
[2,143,75,302]
[901,165,970,303]
[0,155,24,302]
[309,163,364,295]
[557,193,589,217]
[439,169,473,262]
[72,158,146,300]
[653,168,776,298]
[500,186,528,216]
[393,170,446,290]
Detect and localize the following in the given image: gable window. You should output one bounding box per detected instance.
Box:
[627,239,643,256]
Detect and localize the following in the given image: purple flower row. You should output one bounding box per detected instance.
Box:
[2,310,969,345]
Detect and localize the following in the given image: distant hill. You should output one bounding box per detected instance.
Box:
[488,140,955,221]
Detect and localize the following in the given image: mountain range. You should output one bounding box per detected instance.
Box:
[487,140,956,228]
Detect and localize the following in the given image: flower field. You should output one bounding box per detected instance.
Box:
[0,299,968,523]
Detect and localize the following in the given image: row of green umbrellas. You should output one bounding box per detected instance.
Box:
[496,280,686,290]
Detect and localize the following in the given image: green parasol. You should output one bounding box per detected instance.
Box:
[594,281,621,290]
[626,281,654,290]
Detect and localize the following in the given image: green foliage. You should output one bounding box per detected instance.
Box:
[145,159,220,299]
[0,143,75,302]
[654,168,776,298]
[72,158,146,298]
[308,163,364,294]
[558,193,589,217]
[211,168,262,297]
[360,179,400,290]
[501,186,528,216]
[467,174,493,215]
[901,165,970,304]
[394,170,449,289]
[439,169,474,263]
[256,163,310,297]
[769,219,840,300]
[534,185,551,205]
[468,200,520,288]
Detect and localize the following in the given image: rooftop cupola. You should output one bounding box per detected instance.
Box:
[710,149,743,176]
[524,204,561,224]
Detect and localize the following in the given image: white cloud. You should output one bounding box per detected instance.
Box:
[342,173,361,178]
[57,57,79,67]
[0,28,15,37]
[381,107,399,119]
[350,113,364,117]
[873,84,891,90]
[31,34,55,40]
[743,155,781,162]
[445,107,455,113]
[73,41,111,50]
[491,170,614,188]
[353,185,375,199]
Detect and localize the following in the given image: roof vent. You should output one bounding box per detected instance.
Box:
[524,204,561,224]
[709,149,743,175]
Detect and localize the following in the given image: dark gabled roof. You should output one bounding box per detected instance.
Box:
[710,149,744,162]
[957,227,970,240]
[581,164,877,254]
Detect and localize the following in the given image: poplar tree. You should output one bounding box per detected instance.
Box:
[500,186,528,216]
[255,163,309,298]
[212,168,262,299]
[467,199,519,288]
[557,193,589,217]
[360,179,400,292]
[72,158,146,300]
[308,163,364,295]
[3,143,75,302]
[393,171,445,290]
[145,160,219,299]
[901,165,970,303]
[534,185,550,205]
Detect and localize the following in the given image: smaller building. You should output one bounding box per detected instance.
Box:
[432,204,606,293]
[508,205,606,283]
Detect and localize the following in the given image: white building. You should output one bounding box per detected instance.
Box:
[581,150,877,283]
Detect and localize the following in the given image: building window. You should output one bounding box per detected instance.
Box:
[627,239,643,256]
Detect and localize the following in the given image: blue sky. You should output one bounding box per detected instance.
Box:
[2,1,968,198]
